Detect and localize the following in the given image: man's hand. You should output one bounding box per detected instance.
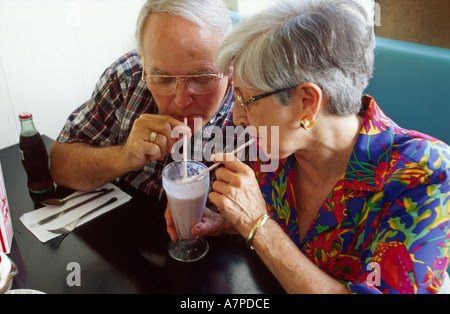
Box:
[50,114,190,191]
[121,114,191,171]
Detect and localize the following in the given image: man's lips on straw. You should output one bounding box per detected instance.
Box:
[174,115,201,122]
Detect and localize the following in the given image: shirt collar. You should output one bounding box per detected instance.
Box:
[340,95,394,192]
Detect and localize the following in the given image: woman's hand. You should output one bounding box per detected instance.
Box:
[208,153,267,238]
[164,204,178,242]
[164,204,234,242]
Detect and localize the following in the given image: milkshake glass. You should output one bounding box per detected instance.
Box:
[162,161,209,262]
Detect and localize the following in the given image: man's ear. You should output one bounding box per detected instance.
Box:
[138,54,144,68]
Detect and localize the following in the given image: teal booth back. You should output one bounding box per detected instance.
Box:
[365,37,450,145]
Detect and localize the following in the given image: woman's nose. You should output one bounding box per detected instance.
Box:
[233,104,249,127]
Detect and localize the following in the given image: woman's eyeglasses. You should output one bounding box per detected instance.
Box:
[233,86,296,112]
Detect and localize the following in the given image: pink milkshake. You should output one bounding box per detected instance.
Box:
[162,161,209,262]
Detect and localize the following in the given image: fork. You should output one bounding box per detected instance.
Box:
[47,197,118,235]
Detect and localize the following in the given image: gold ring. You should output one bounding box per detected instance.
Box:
[149,131,157,143]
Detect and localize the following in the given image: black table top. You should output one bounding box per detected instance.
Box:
[1,136,285,295]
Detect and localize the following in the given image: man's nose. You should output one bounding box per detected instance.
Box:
[173,79,193,109]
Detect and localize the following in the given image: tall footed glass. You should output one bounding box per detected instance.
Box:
[163,161,209,262]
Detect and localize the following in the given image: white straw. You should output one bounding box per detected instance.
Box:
[184,138,255,184]
[183,117,188,179]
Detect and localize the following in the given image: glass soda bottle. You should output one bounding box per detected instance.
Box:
[18,112,54,194]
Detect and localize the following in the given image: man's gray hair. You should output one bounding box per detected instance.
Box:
[217,0,375,116]
[136,0,232,57]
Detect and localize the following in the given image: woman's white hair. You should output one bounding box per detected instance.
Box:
[136,0,232,56]
[217,0,375,116]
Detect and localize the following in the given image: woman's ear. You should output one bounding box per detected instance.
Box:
[290,83,323,130]
[296,82,322,119]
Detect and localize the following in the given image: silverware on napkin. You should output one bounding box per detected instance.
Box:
[41,188,110,206]
[30,188,114,228]
[47,197,118,235]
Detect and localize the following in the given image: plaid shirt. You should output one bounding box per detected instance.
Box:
[57,50,236,201]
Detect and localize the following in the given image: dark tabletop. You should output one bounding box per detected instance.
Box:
[1,136,285,294]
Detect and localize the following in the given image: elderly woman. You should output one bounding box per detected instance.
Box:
[166,0,450,293]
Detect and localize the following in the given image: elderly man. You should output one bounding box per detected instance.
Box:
[50,0,234,200]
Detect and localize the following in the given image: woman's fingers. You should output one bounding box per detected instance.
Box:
[164,204,178,242]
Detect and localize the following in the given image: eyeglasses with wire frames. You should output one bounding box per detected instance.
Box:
[233,85,297,112]
[141,70,223,96]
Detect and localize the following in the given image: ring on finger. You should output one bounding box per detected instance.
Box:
[149,131,158,143]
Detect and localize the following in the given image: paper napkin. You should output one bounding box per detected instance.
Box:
[20,183,132,243]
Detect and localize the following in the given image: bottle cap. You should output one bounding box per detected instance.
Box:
[19,112,33,119]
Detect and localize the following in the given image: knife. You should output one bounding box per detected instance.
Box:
[30,188,114,228]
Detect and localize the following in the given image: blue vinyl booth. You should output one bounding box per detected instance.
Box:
[365,38,450,145]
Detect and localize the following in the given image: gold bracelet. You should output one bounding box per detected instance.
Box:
[246,213,270,250]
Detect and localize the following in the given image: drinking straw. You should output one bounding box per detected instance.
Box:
[184,138,255,183]
[183,117,188,179]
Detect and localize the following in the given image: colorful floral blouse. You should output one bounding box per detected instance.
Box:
[251,95,450,294]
